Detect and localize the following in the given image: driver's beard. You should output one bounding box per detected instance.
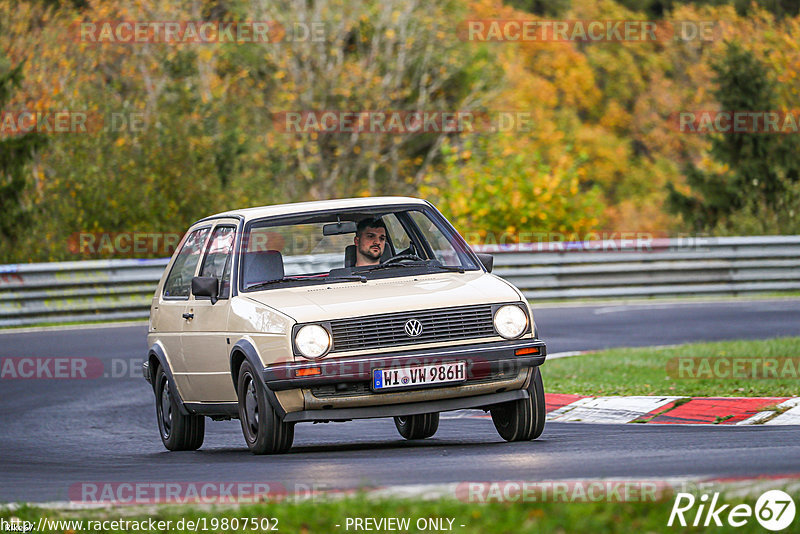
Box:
[360,244,382,261]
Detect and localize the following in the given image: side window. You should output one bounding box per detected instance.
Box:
[408,211,460,265]
[199,226,235,299]
[163,227,210,298]
[382,213,411,255]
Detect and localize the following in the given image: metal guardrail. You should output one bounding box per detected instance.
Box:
[0,258,168,328]
[1,236,799,327]
[479,235,800,300]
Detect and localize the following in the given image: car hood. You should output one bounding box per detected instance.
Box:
[244,272,521,323]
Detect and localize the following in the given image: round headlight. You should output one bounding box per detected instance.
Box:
[493,305,528,339]
[295,324,331,359]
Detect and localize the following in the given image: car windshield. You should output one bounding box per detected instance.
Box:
[240,206,480,291]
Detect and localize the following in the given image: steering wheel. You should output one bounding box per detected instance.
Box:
[382,253,425,265]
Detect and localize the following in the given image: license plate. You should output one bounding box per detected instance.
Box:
[372,361,466,391]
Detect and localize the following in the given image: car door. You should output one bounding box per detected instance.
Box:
[155,225,211,399]
[181,220,239,402]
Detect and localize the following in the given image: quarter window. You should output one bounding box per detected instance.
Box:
[163,227,210,298]
[199,226,235,299]
[382,213,411,254]
[408,211,460,266]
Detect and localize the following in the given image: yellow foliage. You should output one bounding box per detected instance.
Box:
[2,0,800,262]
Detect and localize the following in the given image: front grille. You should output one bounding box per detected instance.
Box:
[310,382,371,398]
[329,304,496,353]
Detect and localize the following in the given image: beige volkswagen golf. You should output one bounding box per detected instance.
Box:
[144,197,547,454]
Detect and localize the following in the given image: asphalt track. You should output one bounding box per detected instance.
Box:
[1,298,799,504]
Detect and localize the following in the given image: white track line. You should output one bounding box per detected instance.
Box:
[546,396,681,424]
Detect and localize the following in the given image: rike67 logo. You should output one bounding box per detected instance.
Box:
[668,490,795,531]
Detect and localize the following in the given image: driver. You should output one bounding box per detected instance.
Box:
[354,217,387,266]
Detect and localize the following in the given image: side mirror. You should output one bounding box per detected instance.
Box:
[476,253,494,273]
[192,276,219,304]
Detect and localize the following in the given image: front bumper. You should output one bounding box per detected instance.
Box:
[272,338,545,422]
[262,338,546,390]
[264,338,545,420]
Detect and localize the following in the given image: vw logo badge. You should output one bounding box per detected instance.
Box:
[404,319,423,337]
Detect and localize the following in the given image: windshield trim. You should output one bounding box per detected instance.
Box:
[238,202,483,293]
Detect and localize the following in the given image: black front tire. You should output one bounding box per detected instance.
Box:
[237,361,294,454]
[490,367,545,442]
[394,413,439,440]
[154,366,205,451]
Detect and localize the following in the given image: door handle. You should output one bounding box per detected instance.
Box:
[182,313,194,320]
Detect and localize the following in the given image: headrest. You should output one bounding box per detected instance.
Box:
[344,245,356,267]
[243,250,284,288]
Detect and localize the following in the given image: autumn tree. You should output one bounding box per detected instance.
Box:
[2,0,800,262]
[667,42,800,233]
[422,133,604,244]
[0,55,47,252]
[233,0,495,200]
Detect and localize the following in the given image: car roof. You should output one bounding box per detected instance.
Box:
[199,196,431,223]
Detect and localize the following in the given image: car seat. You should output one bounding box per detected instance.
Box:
[242,250,284,288]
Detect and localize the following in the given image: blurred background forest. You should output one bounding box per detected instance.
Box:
[1,0,800,262]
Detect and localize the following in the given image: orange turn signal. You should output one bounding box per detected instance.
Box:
[296,367,322,377]
[515,347,540,356]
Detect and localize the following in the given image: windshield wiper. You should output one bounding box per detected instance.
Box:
[430,264,465,273]
[327,275,368,283]
[247,274,367,290]
[245,277,309,290]
[356,261,424,272]
[356,261,466,274]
